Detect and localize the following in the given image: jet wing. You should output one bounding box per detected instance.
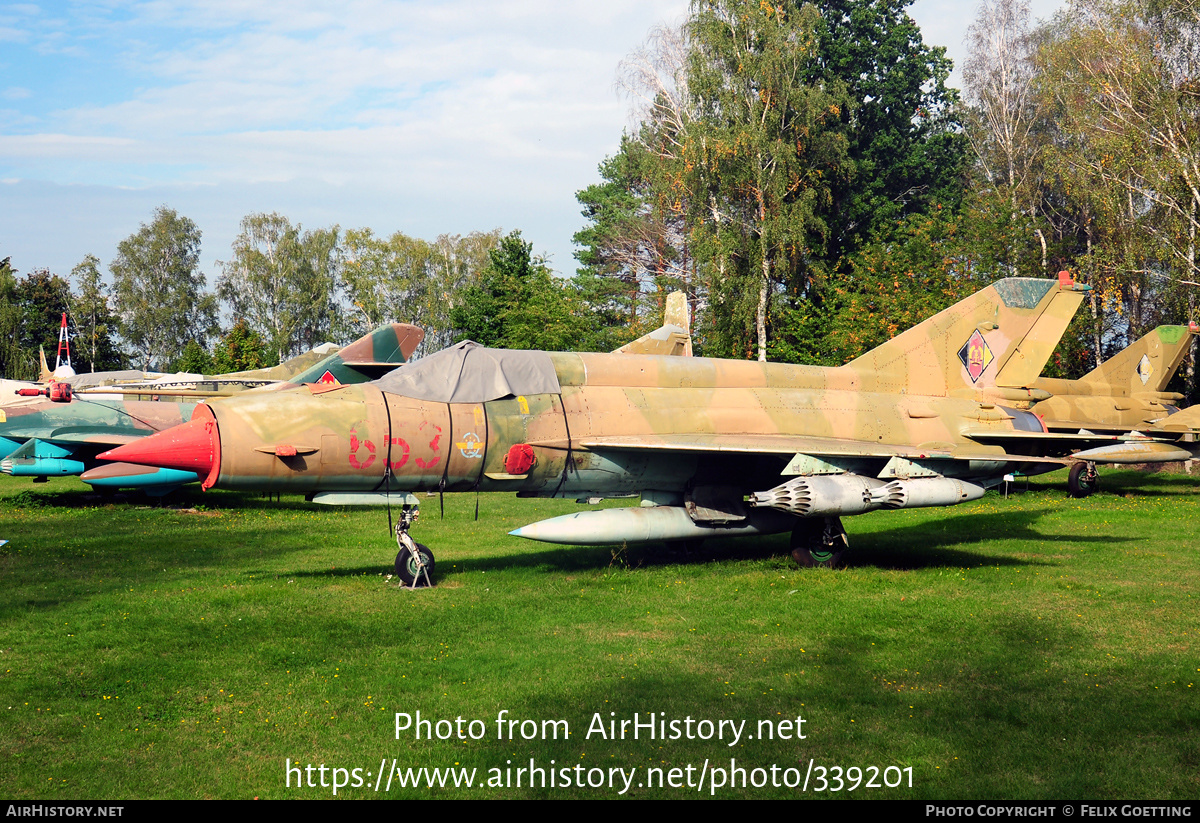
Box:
[964,428,1197,464]
[14,427,146,446]
[575,433,1067,465]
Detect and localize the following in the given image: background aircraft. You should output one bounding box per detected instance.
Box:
[1,323,423,493]
[33,324,348,395]
[1031,324,1198,429]
[1023,323,1200,495]
[100,276,1093,584]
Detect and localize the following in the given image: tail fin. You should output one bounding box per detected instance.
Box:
[845,275,1088,397]
[1077,323,1198,396]
[613,291,692,357]
[219,324,425,386]
[38,348,52,383]
[218,343,341,382]
[286,323,425,386]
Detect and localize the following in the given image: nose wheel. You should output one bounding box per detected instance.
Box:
[393,504,434,588]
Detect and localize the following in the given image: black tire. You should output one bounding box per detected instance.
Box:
[667,538,705,554]
[395,543,435,587]
[1068,462,1099,499]
[790,517,848,569]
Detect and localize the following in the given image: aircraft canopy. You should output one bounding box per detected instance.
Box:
[376,341,561,403]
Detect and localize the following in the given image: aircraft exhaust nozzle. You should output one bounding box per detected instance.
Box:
[869,478,986,509]
[748,475,884,517]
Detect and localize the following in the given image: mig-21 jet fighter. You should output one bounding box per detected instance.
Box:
[97,277,1097,584]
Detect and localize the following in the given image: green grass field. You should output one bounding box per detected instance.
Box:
[1,471,1197,799]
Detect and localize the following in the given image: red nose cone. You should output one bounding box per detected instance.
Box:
[98,404,221,488]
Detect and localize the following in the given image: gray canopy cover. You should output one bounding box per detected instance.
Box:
[376,341,561,403]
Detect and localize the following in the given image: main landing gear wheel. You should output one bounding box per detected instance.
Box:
[790,516,848,568]
[395,543,435,588]
[1068,462,1099,499]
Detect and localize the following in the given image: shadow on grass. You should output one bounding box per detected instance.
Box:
[1019,468,1200,498]
[0,481,1138,590]
[282,506,1135,581]
[1084,470,1200,497]
[0,483,315,511]
[843,508,1129,571]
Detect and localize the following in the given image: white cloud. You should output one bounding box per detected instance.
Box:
[2,0,687,278]
[9,0,1071,284]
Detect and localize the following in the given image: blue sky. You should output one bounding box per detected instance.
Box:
[0,0,1064,290]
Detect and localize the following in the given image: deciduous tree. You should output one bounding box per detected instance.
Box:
[1036,0,1200,363]
[340,228,500,355]
[110,206,217,370]
[217,213,340,364]
[69,254,124,373]
[574,137,692,348]
[812,0,968,261]
[683,0,851,361]
[0,257,25,379]
[451,231,585,351]
[963,0,1045,252]
[211,319,268,373]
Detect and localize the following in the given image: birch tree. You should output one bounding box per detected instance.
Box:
[217,213,340,363]
[964,0,1041,210]
[341,228,499,354]
[684,0,850,361]
[110,206,217,370]
[1037,0,1200,343]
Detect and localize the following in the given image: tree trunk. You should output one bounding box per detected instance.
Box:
[757,244,770,363]
[1087,222,1102,367]
[1188,193,1197,400]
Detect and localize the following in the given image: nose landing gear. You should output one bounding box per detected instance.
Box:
[393,504,434,588]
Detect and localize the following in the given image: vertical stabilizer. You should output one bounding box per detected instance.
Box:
[613,291,692,357]
[846,276,1087,397]
[1079,323,1199,396]
[993,272,1089,388]
[38,348,53,383]
[272,323,426,388]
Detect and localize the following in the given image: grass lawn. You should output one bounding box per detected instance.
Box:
[1,470,1196,799]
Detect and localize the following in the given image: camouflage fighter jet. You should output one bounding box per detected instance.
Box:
[34,330,346,396]
[1,324,423,492]
[97,277,1095,584]
[946,322,1200,497]
[1022,323,1200,496]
